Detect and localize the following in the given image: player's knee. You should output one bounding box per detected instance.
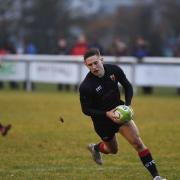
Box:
[132,140,144,151]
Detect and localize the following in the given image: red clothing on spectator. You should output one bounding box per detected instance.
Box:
[71,42,88,55]
[0,49,8,55]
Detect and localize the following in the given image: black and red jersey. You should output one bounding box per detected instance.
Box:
[79,64,133,119]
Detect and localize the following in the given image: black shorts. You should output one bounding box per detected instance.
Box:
[92,117,122,142]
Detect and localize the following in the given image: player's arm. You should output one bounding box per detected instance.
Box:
[79,86,106,117]
[116,66,133,106]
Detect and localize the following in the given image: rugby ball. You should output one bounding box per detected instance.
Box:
[115,105,134,123]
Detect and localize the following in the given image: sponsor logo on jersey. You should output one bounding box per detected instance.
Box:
[96,85,102,92]
[110,74,116,82]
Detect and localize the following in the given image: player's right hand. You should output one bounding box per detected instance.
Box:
[106,108,120,124]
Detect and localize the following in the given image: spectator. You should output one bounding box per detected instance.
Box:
[174,34,180,94]
[88,35,105,55]
[174,34,180,57]
[162,37,176,57]
[71,35,88,55]
[55,38,69,55]
[133,36,151,58]
[108,37,128,56]
[24,41,37,54]
[71,35,89,91]
[54,37,70,91]
[133,36,153,94]
[23,39,37,90]
[0,43,7,89]
[0,40,19,90]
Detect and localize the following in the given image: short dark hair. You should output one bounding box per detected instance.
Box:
[84,48,101,61]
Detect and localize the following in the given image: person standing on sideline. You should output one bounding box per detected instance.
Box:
[133,36,153,94]
[54,37,70,91]
[71,35,88,56]
[79,48,166,180]
[71,34,89,91]
[0,40,19,90]
[23,38,37,90]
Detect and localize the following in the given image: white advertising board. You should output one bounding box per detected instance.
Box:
[0,62,26,81]
[30,62,79,84]
[1,55,180,88]
[135,64,180,87]
[119,64,133,83]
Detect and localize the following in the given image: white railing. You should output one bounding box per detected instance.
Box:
[0,54,180,91]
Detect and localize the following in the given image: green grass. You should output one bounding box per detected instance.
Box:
[0,90,180,179]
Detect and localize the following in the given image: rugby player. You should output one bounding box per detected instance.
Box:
[79,48,166,180]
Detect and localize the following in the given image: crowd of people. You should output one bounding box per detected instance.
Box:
[0,34,180,93]
[0,38,37,90]
[1,34,180,58]
[53,34,180,58]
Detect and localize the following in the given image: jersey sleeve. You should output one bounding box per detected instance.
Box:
[79,85,106,117]
[115,66,133,106]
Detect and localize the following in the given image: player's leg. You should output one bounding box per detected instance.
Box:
[93,135,118,154]
[88,119,121,165]
[119,120,146,151]
[87,135,118,165]
[119,120,161,179]
[100,136,118,154]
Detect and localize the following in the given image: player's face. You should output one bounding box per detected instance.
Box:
[85,55,105,77]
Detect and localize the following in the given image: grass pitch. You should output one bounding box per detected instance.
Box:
[0,90,180,180]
